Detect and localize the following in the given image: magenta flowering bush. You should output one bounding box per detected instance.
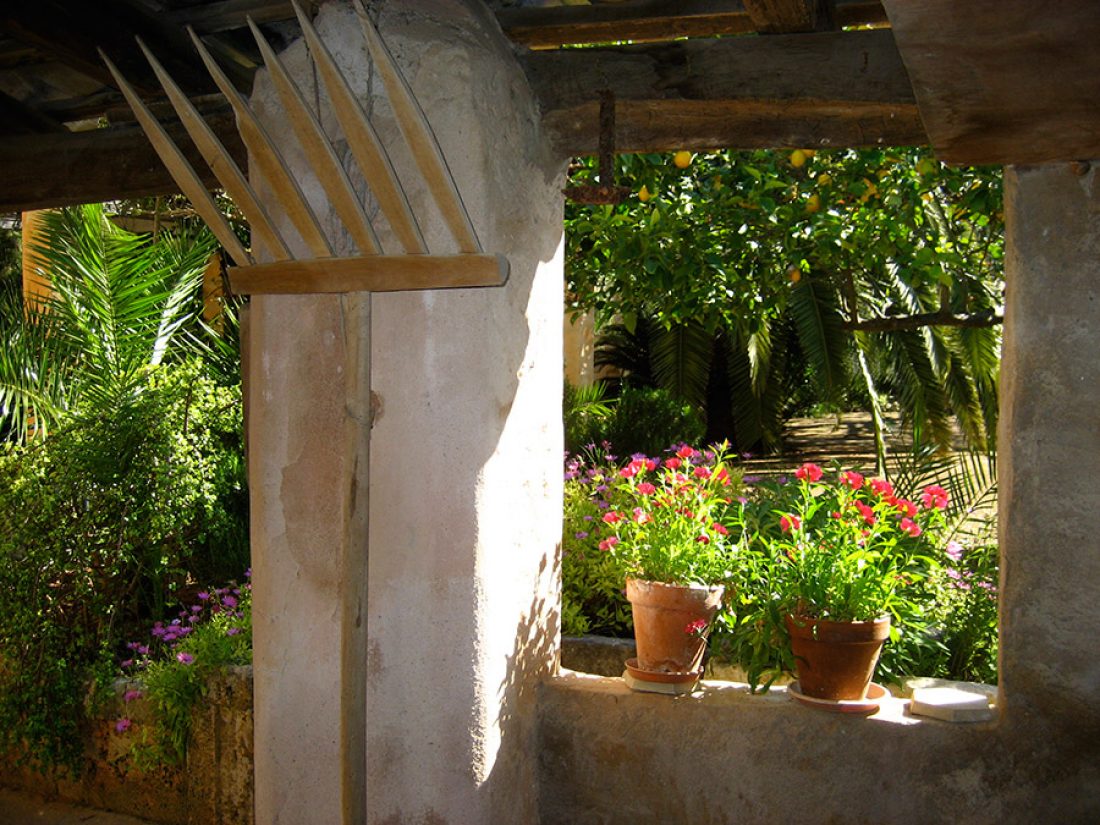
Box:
[601,444,741,587]
[114,572,252,766]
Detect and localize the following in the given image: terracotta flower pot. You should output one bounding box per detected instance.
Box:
[785,614,891,701]
[625,578,724,678]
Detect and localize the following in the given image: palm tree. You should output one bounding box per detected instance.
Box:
[0,204,217,441]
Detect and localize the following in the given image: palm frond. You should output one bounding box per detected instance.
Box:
[649,320,713,411]
[789,273,849,404]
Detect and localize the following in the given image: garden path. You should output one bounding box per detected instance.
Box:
[0,789,157,824]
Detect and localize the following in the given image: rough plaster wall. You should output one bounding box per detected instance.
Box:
[537,161,1100,824]
[248,1,564,823]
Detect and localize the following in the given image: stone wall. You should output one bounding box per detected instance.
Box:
[0,668,253,825]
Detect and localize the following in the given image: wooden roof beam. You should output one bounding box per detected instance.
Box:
[742,0,837,33]
[499,0,886,49]
[0,0,249,96]
[169,1,319,35]
[0,89,66,136]
[0,111,245,213]
[523,28,925,154]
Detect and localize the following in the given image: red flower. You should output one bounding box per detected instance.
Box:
[677,445,697,460]
[921,485,949,510]
[664,457,682,470]
[696,534,711,544]
[645,459,659,472]
[711,522,729,536]
[840,471,864,490]
[714,467,731,486]
[780,514,801,533]
[894,498,917,518]
[636,482,656,495]
[855,501,876,526]
[795,462,824,482]
[684,618,708,635]
[598,536,619,551]
[869,478,894,499]
[899,518,922,537]
[601,511,622,524]
[693,466,712,479]
[632,507,652,524]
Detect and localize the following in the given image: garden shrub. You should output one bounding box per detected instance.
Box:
[566,383,705,460]
[0,362,247,770]
[118,575,252,767]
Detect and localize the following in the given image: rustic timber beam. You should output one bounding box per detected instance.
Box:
[0,89,66,135]
[499,0,886,48]
[170,1,319,34]
[0,0,249,97]
[0,112,245,213]
[523,28,925,154]
[742,0,836,33]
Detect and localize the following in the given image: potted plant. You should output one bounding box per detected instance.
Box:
[600,444,739,688]
[723,462,947,703]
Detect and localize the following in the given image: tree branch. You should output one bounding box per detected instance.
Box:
[842,310,1003,332]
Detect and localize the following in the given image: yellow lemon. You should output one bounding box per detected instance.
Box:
[638,185,653,202]
[789,149,807,168]
[805,193,821,213]
[816,173,832,187]
[673,151,693,169]
[787,265,802,283]
[802,149,816,158]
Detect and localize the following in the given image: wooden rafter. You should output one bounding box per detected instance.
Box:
[742,0,837,33]
[498,0,886,48]
[525,28,924,153]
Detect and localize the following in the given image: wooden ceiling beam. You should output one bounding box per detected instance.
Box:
[0,0,250,97]
[169,0,318,35]
[499,0,886,48]
[0,111,245,213]
[523,28,925,154]
[742,0,836,33]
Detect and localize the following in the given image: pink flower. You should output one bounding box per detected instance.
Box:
[693,466,711,479]
[869,478,894,499]
[946,541,964,562]
[684,618,708,635]
[632,507,652,524]
[636,482,656,495]
[676,445,696,459]
[899,518,922,537]
[123,690,143,703]
[714,467,731,486]
[601,511,622,524]
[780,514,801,533]
[894,498,917,518]
[176,652,195,665]
[711,522,729,536]
[795,462,824,482]
[921,485,949,510]
[664,457,682,470]
[115,718,132,733]
[855,501,876,526]
[598,537,619,551]
[840,471,864,490]
[696,535,710,544]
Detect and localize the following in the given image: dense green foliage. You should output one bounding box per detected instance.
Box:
[566,149,1003,457]
[0,204,218,441]
[564,380,705,457]
[0,365,247,769]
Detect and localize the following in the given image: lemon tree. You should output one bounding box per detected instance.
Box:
[565,148,1003,458]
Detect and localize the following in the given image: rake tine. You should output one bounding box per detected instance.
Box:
[353,0,482,254]
[187,26,334,258]
[100,50,253,267]
[291,0,426,254]
[246,16,380,256]
[135,37,292,262]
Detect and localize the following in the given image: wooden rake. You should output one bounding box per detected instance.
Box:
[100,0,508,296]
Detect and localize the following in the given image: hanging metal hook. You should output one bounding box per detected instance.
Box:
[563,90,631,205]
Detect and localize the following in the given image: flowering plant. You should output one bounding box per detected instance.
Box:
[717,463,948,689]
[601,444,741,587]
[736,463,947,621]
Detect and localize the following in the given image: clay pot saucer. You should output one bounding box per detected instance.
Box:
[788,681,890,714]
[625,657,703,685]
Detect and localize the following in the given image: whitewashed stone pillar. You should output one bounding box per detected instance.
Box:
[1000,161,1100,741]
[247,1,564,822]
